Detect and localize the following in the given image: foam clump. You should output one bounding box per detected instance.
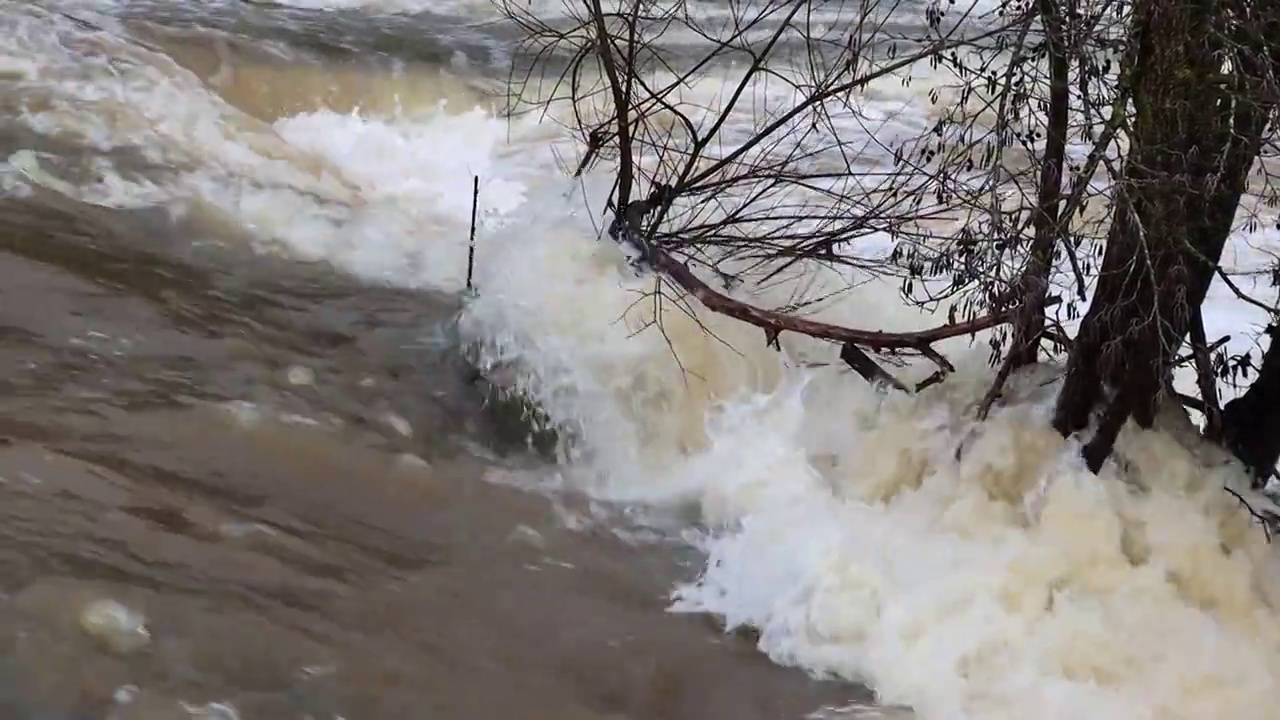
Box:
[285,365,316,386]
[79,598,151,655]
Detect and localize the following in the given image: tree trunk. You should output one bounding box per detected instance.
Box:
[1052,0,1275,472]
[1221,326,1280,489]
[974,0,1071,421]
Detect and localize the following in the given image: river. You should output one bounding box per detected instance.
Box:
[1,1,1278,719]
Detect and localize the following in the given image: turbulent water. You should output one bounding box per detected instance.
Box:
[2,1,1280,719]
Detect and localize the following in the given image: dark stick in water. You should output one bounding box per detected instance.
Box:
[466,176,479,292]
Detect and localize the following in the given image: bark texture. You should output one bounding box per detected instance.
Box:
[1053,0,1276,472]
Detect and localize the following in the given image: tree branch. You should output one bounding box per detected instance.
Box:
[647,246,1057,376]
[977,0,1073,420]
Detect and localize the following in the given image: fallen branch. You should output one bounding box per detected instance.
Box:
[640,245,1062,392]
[648,247,1054,355]
[840,343,909,392]
[605,180,1049,393]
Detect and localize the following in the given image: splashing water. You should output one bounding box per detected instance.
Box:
[4,3,1280,719]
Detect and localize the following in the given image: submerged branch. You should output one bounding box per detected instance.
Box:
[840,343,910,392]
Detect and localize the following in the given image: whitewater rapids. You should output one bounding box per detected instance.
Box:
[3,2,1279,719]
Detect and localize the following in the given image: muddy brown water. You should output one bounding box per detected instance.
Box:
[0,195,859,719]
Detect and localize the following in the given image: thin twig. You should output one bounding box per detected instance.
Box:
[1224,486,1273,543]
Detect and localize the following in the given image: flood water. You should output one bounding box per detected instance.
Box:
[0,186,855,719]
[0,5,858,717]
[2,2,1279,720]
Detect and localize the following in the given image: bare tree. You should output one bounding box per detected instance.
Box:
[497,0,1280,488]
[501,0,1041,379]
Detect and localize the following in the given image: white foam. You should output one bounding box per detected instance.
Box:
[668,368,1279,720]
[7,6,1280,719]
